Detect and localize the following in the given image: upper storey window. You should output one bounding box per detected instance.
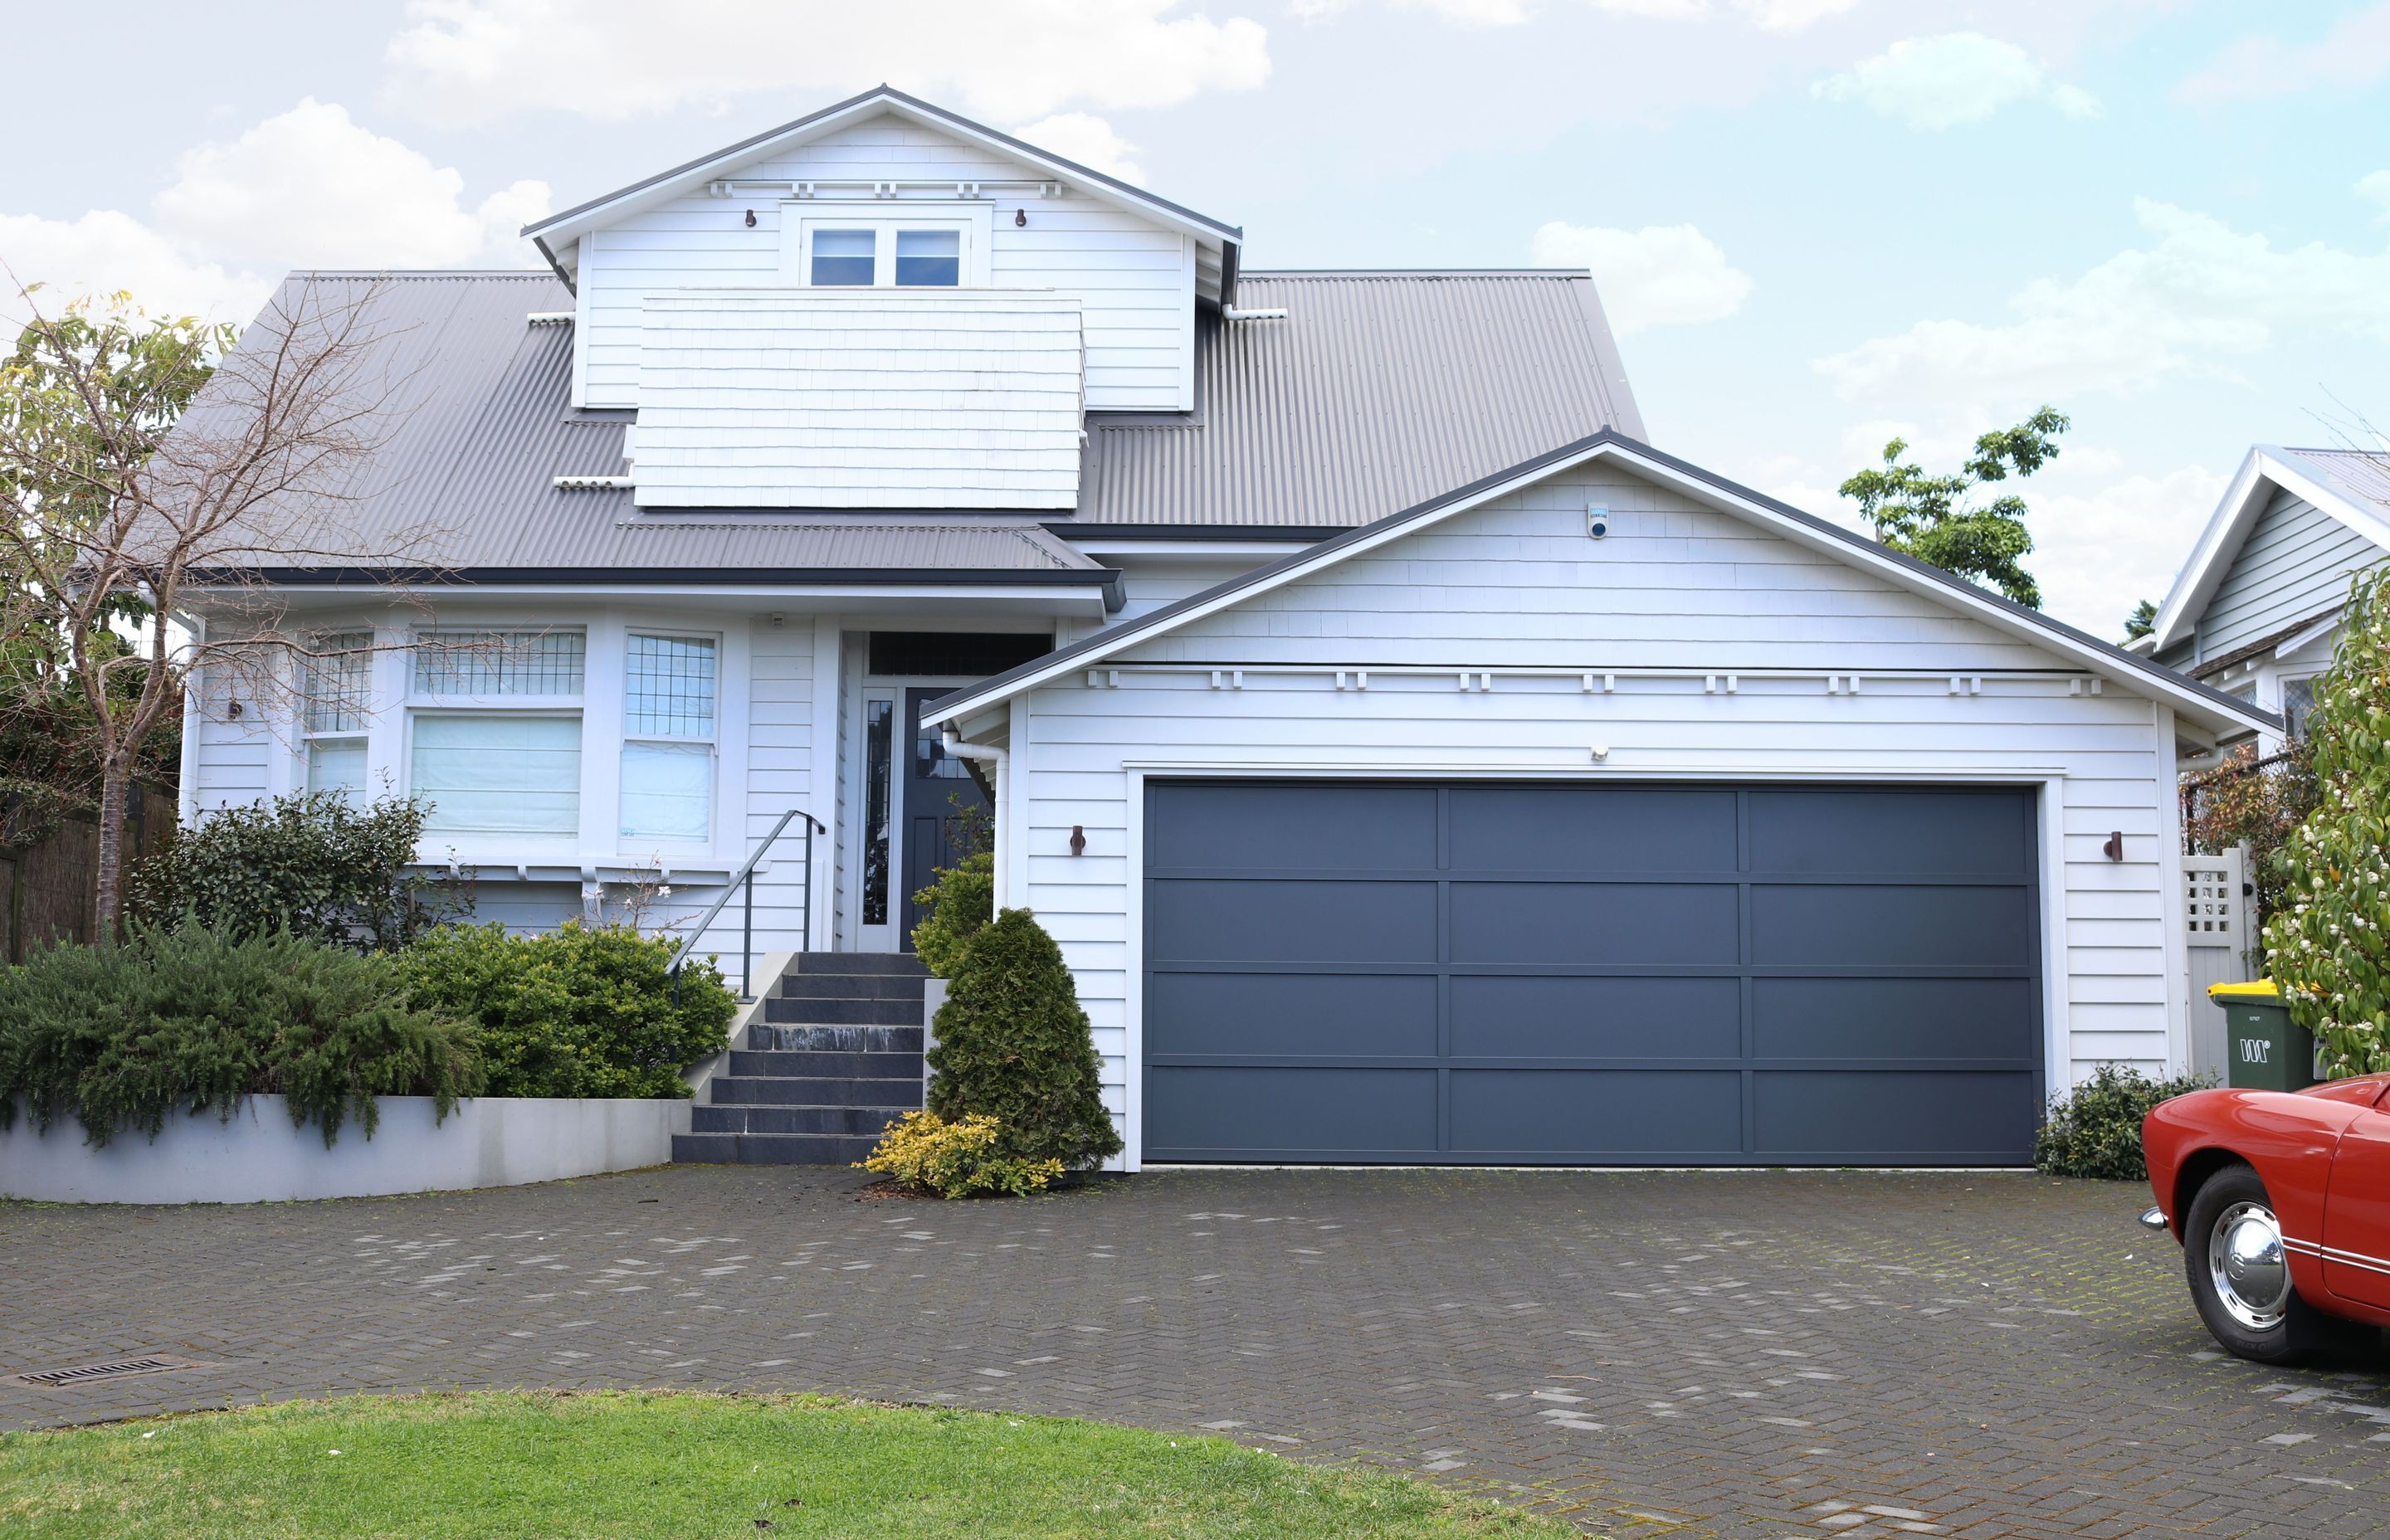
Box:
[786,203,990,289]
[809,227,876,285]
[894,229,959,286]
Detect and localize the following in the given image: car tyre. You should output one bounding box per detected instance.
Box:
[2183,1163,2339,1364]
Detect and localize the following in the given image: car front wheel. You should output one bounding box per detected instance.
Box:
[2183,1163,2334,1363]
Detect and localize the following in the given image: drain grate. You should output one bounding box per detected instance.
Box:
[16,1354,202,1389]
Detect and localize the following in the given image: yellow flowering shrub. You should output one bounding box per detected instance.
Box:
[857,1110,1064,1199]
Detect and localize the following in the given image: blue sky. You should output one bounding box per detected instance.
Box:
[6,0,2387,635]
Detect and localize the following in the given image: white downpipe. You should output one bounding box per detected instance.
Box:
[941,729,1008,907]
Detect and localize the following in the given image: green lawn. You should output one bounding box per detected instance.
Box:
[0,1391,1567,1538]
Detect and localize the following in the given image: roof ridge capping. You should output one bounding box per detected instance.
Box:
[924,430,2275,740]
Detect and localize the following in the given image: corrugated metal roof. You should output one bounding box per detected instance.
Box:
[1072,270,1642,529]
[189,266,1644,576]
[2276,446,2390,519]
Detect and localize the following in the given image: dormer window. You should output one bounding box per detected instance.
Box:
[787,203,991,289]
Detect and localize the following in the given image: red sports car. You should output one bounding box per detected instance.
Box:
[2142,1075,2390,1361]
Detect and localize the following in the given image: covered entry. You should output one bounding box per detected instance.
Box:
[1141,780,2044,1165]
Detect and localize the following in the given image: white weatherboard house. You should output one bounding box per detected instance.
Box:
[181,85,2269,1171]
[2141,444,2390,753]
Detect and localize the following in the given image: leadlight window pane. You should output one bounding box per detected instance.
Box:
[413,631,585,696]
[305,632,373,733]
[811,227,876,285]
[862,699,895,925]
[625,635,715,738]
[894,227,960,287]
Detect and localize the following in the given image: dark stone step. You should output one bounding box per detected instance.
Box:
[764,994,927,1026]
[778,970,925,1002]
[671,1133,739,1163]
[707,1075,924,1109]
[727,1133,885,1165]
[693,1104,907,1137]
[727,1048,922,1079]
[792,952,929,978]
[746,1023,922,1055]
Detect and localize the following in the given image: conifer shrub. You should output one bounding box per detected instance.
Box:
[0,920,480,1148]
[399,921,736,1099]
[2033,1063,2212,1180]
[2266,568,2390,1077]
[925,908,1122,1169]
[910,850,994,977]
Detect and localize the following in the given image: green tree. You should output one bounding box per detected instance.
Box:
[2124,598,2158,641]
[2263,568,2390,1077]
[925,908,1122,1169]
[1837,406,2070,607]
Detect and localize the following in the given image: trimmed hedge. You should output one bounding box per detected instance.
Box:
[0,920,480,1148]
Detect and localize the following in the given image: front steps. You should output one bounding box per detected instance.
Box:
[671,953,928,1165]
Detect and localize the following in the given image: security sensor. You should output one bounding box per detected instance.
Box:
[1588,505,1610,539]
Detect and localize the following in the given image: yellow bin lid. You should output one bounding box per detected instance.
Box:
[2207,980,2280,1000]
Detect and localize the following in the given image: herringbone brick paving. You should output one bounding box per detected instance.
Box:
[2,1166,2385,1537]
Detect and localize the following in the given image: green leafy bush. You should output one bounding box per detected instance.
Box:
[400,921,735,1099]
[2034,1064,2212,1180]
[926,907,1122,1169]
[858,1109,1064,1197]
[910,850,993,977]
[128,790,470,950]
[2266,568,2390,1077]
[0,920,480,1148]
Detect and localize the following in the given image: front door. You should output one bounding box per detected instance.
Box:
[901,686,993,943]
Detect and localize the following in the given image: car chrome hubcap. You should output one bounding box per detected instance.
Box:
[2208,1201,2290,1332]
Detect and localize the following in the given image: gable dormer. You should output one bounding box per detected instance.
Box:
[521,86,1239,509]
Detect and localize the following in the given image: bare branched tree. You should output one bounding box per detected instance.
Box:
[0,277,453,939]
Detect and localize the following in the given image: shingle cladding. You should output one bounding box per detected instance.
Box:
[198,265,1643,578]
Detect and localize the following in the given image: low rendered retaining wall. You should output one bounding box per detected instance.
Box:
[0,1094,692,1205]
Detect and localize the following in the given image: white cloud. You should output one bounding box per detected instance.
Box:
[2361,169,2390,222]
[1012,113,1144,183]
[1589,0,1860,27]
[1812,32,2099,129]
[0,209,266,327]
[155,99,548,270]
[2176,2,2390,104]
[2031,463,2228,633]
[1530,220,1753,333]
[1814,197,2390,408]
[382,0,1271,126]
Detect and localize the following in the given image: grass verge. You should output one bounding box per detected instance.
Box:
[0,1390,1563,1538]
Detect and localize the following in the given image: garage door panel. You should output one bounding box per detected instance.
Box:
[1753,978,2039,1062]
[1749,788,2032,876]
[1146,782,1436,872]
[1448,882,1739,966]
[1149,972,1438,1058]
[1146,1067,1438,1158]
[1749,884,2036,968]
[1449,1070,1742,1155]
[1447,787,1738,873]
[1147,878,1438,963]
[1449,976,1742,1060]
[1753,1071,2040,1162]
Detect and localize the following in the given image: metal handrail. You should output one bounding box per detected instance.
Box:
[671,807,827,1001]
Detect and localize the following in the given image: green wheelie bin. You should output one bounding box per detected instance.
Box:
[2207,981,2319,1092]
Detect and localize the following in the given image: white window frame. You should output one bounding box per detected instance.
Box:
[618,627,722,846]
[403,627,590,850]
[782,201,994,289]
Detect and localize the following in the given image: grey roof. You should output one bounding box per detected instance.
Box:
[1071,270,1642,531]
[198,272,1113,587]
[2275,445,2390,519]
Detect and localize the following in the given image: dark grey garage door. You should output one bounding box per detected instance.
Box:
[1143,781,2043,1166]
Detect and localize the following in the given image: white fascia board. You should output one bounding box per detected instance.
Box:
[2150,446,2390,651]
[923,436,2275,741]
[185,582,1112,619]
[1066,539,1317,561]
[2275,613,2339,660]
[525,92,1236,266]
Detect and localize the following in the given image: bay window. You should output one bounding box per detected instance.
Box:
[620,632,717,841]
[408,630,584,837]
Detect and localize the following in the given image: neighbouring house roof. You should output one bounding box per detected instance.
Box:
[1070,270,1642,531]
[188,272,1115,592]
[924,431,2278,743]
[2149,444,2390,652]
[521,84,1242,300]
[185,266,1643,576]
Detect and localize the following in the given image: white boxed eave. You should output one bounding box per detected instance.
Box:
[633,288,1086,510]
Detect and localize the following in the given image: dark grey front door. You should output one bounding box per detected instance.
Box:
[900,686,992,941]
[1143,781,2043,1166]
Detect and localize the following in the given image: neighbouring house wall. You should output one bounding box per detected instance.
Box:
[1006,462,2184,1146]
[2196,486,2380,661]
[576,116,1195,413]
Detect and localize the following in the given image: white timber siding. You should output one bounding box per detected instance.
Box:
[1002,463,2188,1163]
[2197,486,2380,660]
[577,116,1194,413]
[182,608,825,971]
[633,290,1085,509]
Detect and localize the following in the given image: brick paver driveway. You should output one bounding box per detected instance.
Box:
[5,1166,2388,1538]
